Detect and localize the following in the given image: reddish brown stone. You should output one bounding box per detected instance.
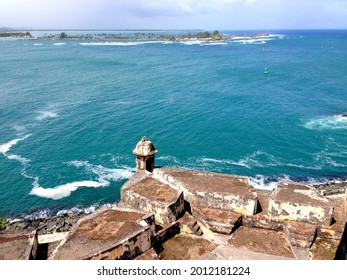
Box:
[283,221,317,248]
[192,207,242,234]
[0,230,38,260]
[243,214,283,231]
[317,224,344,240]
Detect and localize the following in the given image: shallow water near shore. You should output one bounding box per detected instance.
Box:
[0,30,347,219]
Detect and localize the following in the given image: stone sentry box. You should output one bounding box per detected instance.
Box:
[132,136,158,173]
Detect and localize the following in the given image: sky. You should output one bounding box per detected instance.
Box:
[1,0,347,30]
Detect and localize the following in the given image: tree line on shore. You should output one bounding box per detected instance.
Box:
[0,32,32,38]
[46,30,223,40]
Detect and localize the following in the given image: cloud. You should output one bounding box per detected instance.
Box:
[0,0,346,29]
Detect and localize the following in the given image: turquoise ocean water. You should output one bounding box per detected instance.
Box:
[1,30,347,219]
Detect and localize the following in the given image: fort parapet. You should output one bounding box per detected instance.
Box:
[1,137,346,260]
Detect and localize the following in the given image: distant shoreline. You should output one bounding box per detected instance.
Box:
[0,30,270,42]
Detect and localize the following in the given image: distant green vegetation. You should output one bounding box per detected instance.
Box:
[0,32,32,38]
[0,216,7,231]
[37,30,267,41]
[41,30,223,41]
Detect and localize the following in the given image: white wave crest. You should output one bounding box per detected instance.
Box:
[202,151,282,169]
[304,115,347,130]
[29,178,109,200]
[28,160,134,200]
[180,40,203,45]
[68,160,134,181]
[79,41,166,46]
[6,154,30,164]
[35,111,59,121]
[201,157,250,168]
[205,42,228,46]
[249,174,291,190]
[0,134,31,155]
[53,43,66,46]
[157,155,181,164]
[233,38,269,45]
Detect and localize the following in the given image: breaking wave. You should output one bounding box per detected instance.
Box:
[249,174,291,190]
[79,41,167,46]
[0,134,31,155]
[35,110,59,121]
[29,161,134,200]
[29,178,109,200]
[304,115,347,130]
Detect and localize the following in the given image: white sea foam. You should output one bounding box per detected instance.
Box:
[6,154,30,164]
[53,43,66,46]
[12,125,27,134]
[233,38,269,45]
[35,110,59,121]
[157,155,181,164]
[79,41,165,46]
[180,40,203,45]
[27,159,134,200]
[304,115,347,130]
[249,174,291,190]
[29,179,109,200]
[201,157,250,168]
[33,43,43,46]
[68,160,134,181]
[0,134,31,155]
[206,42,228,45]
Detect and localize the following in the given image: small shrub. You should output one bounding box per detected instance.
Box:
[0,216,8,230]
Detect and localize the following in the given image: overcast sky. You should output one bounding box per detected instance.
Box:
[1,0,347,30]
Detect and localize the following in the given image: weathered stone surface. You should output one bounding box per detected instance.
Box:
[121,173,184,225]
[335,222,347,260]
[132,136,157,172]
[269,182,334,226]
[228,226,295,259]
[192,207,242,235]
[242,189,283,230]
[134,247,159,260]
[309,237,340,260]
[154,168,258,215]
[283,220,317,248]
[158,235,217,260]
[206,245,294,260]
[178,212,203,236]
[49,207,154,260]
[0,230,38,260]
[317,224,344,240]
[243,214,283,231]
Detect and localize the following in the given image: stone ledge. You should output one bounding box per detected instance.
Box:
[0,229,38,260]
[269,182,334,226]
[121,174,184,225]
[243,213,283,231]
[192,207,242,235]
[317,223,345,240]
[283,220,317,248]
[49,207,154,260]
[154,167,259,215]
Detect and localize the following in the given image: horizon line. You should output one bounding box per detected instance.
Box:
[2,27,347,32]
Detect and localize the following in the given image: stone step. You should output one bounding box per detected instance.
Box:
[179,212,203,236]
